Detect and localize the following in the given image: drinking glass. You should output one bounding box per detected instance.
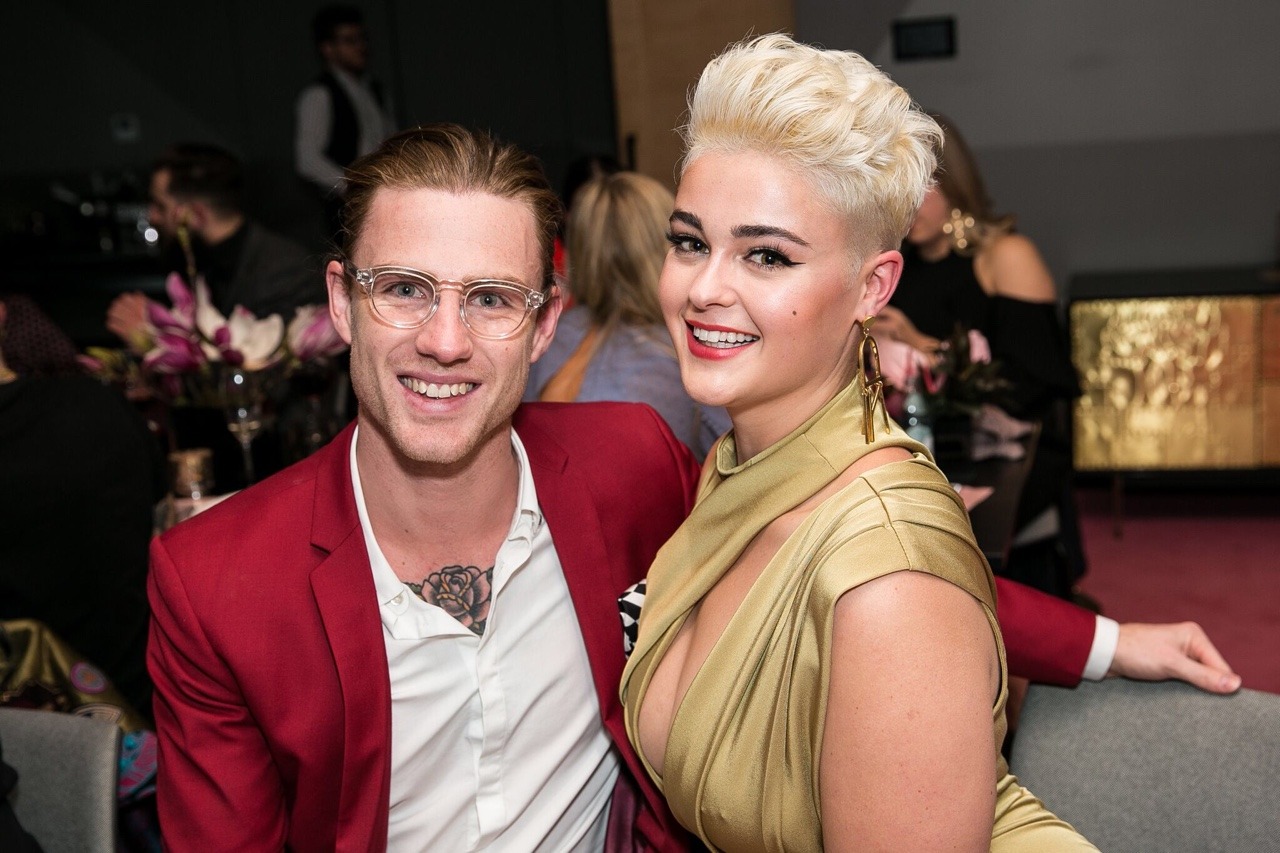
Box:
[222,368,265,485]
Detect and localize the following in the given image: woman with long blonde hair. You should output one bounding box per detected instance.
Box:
[526,171,729,458]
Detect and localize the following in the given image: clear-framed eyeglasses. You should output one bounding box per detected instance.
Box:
[343,262,553,340]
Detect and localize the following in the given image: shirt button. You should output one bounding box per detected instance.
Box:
[392,592,405,604]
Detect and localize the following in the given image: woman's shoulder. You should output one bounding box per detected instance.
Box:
[975,232,1057,302]
[802,458,995,609]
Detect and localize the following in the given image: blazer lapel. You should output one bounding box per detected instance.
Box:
[307,425,393,849]
[520,420,629,735]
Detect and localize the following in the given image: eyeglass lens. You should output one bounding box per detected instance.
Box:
[367,271,534,338]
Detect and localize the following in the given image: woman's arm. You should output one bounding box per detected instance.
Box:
[876,304,942,353]
[974,234,1078,417]
[820,570,998,852]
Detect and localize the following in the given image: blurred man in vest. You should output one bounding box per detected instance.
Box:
[295,4,396,239]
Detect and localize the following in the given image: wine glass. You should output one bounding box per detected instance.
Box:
[222,368,265,486]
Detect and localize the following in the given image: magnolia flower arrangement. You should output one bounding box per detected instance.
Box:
[880,325,1009,420]
[83,274,347,404]
[920,325,1009,419]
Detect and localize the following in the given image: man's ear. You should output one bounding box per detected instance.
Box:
[326,260,355,345]
[528,284,564,364]
[855,249,903,319]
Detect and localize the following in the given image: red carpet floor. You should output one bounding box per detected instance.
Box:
[1075,486,1280,694]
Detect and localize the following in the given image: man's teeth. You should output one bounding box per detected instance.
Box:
[692,327,759,347]
[400,378,475,398]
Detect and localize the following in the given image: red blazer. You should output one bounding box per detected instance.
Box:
[149,402,1092,851]
[149,403,699,852]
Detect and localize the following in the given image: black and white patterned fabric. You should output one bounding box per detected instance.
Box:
[617,580,646,657]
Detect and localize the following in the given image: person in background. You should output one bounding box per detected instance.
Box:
[882,114,1084,597]
[295,4,396,239]
[0,294,164,714]
[106,143,321,349]
[526,171,730,459]
[0,294,79,378]
[551,153,623,293]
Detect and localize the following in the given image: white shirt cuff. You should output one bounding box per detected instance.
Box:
[1082,615,1120,681]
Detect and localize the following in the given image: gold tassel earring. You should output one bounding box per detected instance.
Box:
[858,316,890,443]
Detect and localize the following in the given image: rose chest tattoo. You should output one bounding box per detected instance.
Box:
[406,564,494,636]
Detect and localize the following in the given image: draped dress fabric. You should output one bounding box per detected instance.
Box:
[619,378,1095,852]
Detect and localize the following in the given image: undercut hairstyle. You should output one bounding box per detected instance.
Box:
[681,33,942,257]
[312,4,363,46]
[154,143,244,217]
[565,172,672,330]
[340,124,562,290]
[931,113,1015,243]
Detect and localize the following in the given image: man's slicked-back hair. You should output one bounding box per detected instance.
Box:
[155,143,245,217]
[681,33,942,257]
[339,124,563,289]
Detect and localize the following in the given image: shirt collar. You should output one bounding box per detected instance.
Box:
[349,425,543,608]
[327,62,372,87]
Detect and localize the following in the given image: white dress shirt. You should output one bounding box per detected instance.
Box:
[350,428,618,851]
[295,64,395,193]
[1083,615,1120,681]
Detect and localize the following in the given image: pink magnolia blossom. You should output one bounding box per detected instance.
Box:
[77,353,104,373]
[967,329,993,364]
[143,330,207,374]
[286,305,348,362]
[146,273,198,334]
[193,281,284,371]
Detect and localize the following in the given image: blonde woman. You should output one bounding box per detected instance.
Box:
[620,35,1095,851]
[526,171,730,458]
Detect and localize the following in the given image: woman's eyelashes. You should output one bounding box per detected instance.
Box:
[746,246,798,269]
[666,232,799,270]
[665,230,707,255]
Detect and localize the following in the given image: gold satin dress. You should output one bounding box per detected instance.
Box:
[620,379,1096,852]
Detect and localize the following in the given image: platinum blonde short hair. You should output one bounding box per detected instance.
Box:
[682,34,942,256]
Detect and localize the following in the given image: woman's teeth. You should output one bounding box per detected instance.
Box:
[692,327,759,347]
[400,378,475,398]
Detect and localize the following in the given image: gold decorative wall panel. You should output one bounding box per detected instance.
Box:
[1071,296,1275,470]
[1262,297,1280,466]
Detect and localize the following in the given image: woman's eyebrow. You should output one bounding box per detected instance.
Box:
[670,209,702,230]
[731,223,810,247]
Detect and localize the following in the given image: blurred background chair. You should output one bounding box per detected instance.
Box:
[0,708,120,853]
[1011,678,1280,852]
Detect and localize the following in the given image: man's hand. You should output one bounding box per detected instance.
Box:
[106,292,152,354]
[1109,621,1242,694]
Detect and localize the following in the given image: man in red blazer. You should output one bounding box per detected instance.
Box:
[149,125,1236,851]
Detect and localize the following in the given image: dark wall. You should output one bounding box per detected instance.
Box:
[4,0,617,256]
